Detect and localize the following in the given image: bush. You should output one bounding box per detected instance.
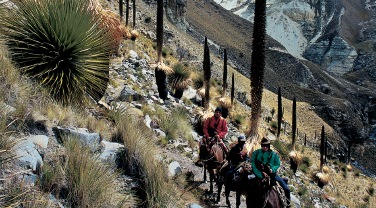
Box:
[63,138,119,207]
[115,115,181,207]
[0,0,112,105]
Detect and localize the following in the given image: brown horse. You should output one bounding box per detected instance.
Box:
[201,142,225,193]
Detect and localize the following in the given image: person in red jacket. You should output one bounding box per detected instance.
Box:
[196,107,229,167]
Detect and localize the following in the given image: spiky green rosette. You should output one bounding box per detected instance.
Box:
[0,0,111,105]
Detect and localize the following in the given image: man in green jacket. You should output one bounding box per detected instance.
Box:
[251,137,290,206]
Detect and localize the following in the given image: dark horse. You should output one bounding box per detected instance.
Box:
[201,142,225,193]
[217,163,284,208]
[216,162,251,207]
[246,176,284,208]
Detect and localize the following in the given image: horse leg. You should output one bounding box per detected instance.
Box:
[203,165,207,183]
[216,181,222,204]
[236,190,241,208]
[225,184,231,207]
[209,169,214,193]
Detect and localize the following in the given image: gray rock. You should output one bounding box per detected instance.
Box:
[144,115,152,129]
[153,129,166,138]
[52,127,101,152]
[119,86,143,102]
[168,161,182,177]
[99,141,124,161]
[26,135,49,148]
[14,140,43,171]
[182,86,197,100]
[187,203,202,208]
[128,50,139,59]
[291,194,301,208]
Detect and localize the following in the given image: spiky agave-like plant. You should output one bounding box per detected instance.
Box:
[168,63,191,99]
[0,0,112,106]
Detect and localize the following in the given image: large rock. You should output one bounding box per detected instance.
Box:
[13,140,43,171]
[99,141,124,161]
[52,127,101,151]
[168,161,182,177]
[303,35,357,75]
[119,86,143,102]
[26,135,49,148]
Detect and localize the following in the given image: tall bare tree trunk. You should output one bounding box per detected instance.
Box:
[277,87,282,138]
[133,0,136,28]
[126,0,129,26]
[222,49,228,97]
[155,0,168,100]
[119,0,123,20]
[249,0,267,140]
[320,125,325,171]
[203,37,211,110]
[292,97,297,149]
[231,73,235,106]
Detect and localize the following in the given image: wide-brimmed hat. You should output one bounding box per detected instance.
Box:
[261,137,270,145]
[238,135,246,142]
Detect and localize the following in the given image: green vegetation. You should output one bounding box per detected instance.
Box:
[0,0,112,105]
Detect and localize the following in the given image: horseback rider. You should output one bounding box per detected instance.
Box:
[196,107,229,167]
[226,135,248,181]
[251,137,291,207]
[227,135,247,169]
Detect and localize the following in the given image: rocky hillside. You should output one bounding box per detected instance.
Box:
[1,0,376,208]
[177,0,376,174]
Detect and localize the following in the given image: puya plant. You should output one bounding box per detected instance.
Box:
[0,0,113,106]
[168,63,191,99]
[289,97,302,173]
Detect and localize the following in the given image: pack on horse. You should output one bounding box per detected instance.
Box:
[200,138,226,193]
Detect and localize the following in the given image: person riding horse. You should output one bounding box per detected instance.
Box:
[195,107,228,167]
[251,137,291,207]
[226,135,248,178]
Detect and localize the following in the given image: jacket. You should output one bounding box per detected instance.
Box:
[227,144,246,166]
[203,116,228,139]
[251,149,280,179]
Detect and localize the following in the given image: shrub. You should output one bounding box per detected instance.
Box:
[298,186,308,196]
[0,0,112,105]
[115,115,181,207]
[62,137,119,207]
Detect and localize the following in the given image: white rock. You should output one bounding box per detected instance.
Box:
[128,50,139,59]
[27,135,49,148]
[99,141,124,161]
[168,161,182,177]
[13,140,43,171]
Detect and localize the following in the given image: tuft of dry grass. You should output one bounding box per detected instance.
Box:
[115,115,184,207]
[62,137,132,207]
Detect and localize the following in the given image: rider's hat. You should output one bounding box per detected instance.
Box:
[238,135,246,142]
[214,107,222,113]
[261,137,271,145]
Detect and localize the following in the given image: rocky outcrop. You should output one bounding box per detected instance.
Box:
[303,35,357,75]
[166,0,188,31]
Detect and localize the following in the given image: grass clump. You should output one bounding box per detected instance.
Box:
[0,0,112,106]
[115,115,182,207]
[62,137,125,207]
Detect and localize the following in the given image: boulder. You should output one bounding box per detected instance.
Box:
[168,161,182,177]
[26,135,49,148]
[52,127,101,152]
[13,140,43,171]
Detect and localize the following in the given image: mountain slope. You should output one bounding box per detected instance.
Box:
[185,0,376,173]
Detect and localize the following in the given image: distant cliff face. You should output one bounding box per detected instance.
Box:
[214,0,373,76]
